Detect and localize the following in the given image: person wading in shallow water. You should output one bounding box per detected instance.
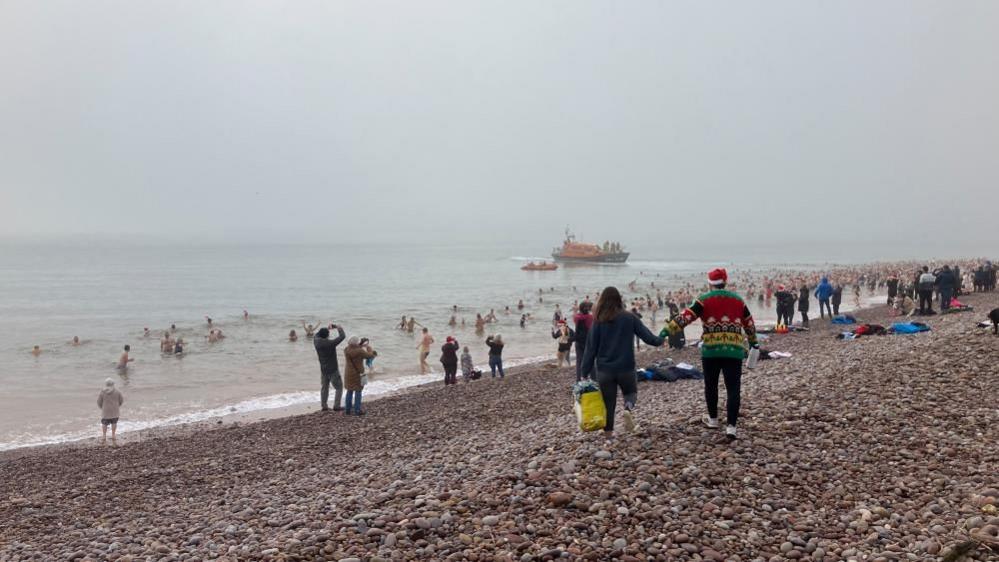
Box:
[314,324,346,411]
[417,327,434,374]
[661,268,758,441]
[580,286,664,439]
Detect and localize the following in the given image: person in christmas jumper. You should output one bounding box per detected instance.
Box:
[660,268,758,440]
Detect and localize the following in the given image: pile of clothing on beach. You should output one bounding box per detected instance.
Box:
[837,323,888,340]
[889,321,931,334]
[757,325,809,334]
[638,360,704,382]
[831,315,858,325]
[942,298,974,314]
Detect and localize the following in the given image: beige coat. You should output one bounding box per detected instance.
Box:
[98,388,124,419]
[343,345,376,391]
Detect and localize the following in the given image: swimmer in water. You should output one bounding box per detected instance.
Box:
[207,329,219,343]
[71,336,81,346]
[448,315,457,327]
[117,345,134,369]
[243,309,249,320]
[517,300,524,311]
[520,314,527,328]
[289,329,298,342]
[170,324,177,333]
[205,316,213,327]
[399,316,408,330]
[143,328,150,338]
[302,321,318,337]
[31,345,42,357]
[407,317,416,333]
[161,332,174,353]
[173,338,184,355]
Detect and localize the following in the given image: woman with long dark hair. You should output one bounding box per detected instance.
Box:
[580,286,665,437]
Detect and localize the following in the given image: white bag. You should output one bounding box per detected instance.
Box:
[747,347,760,369]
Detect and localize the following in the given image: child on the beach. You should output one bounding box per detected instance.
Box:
[98,378,124,445]
[460,346,476,382]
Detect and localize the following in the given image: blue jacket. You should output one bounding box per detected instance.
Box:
[815,278,834,301]
[581,312,663,377]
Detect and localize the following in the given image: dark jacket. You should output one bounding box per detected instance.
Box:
[797,287,810,312]
[486,337,504,358]
[832,286,844,305]
[775,290,796,311]
[935,269,956,291]
[573,313,593,352]
[440,341,459,366]
[313,328,346,375]
[581,311,663,377]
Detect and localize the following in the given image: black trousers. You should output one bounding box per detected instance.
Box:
[832,301,841,315]
[596,370,637,432]
[320,370,343,409]
[799,310,809,326]
[574,343,586,381]
[442,363,457,385]
[918,290,934,313]
[819,299,833,319]
[702,357,742,427]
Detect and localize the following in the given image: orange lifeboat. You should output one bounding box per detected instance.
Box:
[521,261,558,271]
[552,228,629,264]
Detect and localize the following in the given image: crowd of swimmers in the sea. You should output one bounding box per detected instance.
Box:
[23,259,996,445]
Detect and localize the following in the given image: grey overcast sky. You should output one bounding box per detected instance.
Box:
[1,1,997,249]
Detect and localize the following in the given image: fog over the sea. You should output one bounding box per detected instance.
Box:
[1,1,997,254]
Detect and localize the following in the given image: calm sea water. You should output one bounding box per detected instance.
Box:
[0,241,864,450]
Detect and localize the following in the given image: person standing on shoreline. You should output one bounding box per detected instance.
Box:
[440,336,460,386]
[572,301,593,382]
[918,266,936,314]
[661,268,758,440]
[936,265,956,311]
[552,320,574,367]
[460,346,476,382]
[774,284,795,327]
[815,277,834,319]
[797,283,810,326]
[314,324,347,411]
[343,337,376,416]
[832,283,844,316]
[97,378,124,445]
[485,334,505,378]
[581,286,665,438]
[418,327,434,374]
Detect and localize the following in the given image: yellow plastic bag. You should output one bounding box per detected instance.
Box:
[574,390,607,432]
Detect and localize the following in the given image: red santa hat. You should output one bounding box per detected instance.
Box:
[708,268,728,286]
[446,336,455,343]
